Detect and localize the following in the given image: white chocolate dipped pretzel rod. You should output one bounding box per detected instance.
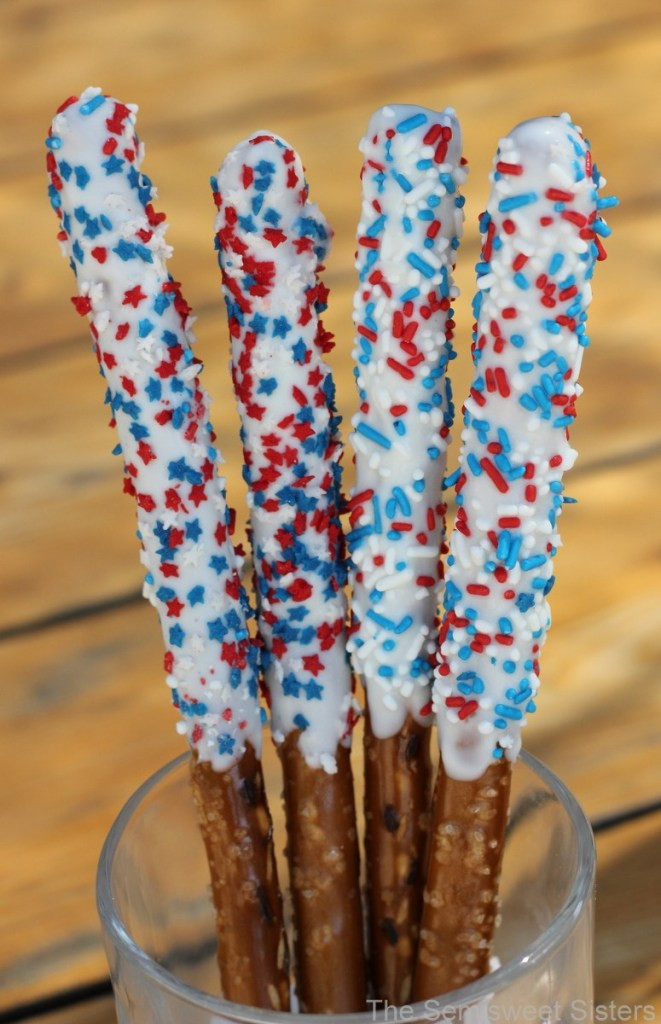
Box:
[348,103,466,1005]
[414,113,616,999]
[46,88,289,1010]
[212,132,366,1012]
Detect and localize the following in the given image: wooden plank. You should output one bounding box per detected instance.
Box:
[4,6,658,357]
[1,456,659,1008]
[595,813,661,1015]
[2,0,658,176]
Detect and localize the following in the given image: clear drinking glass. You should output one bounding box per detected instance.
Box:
[97,742,595,1024]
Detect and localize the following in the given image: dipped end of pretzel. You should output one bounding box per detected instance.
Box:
[190,748,290,1011]
[280,730,367,1013]
[413,758,511,1001]
[364,713,432,1006]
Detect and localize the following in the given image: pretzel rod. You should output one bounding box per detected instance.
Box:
[363,713,432,1006]
[347,104,466,1003]
[279,732,364,1013]
[414,114,615,999]
[190,749,288,1008]
[46,88,289,1009]
[212,133,366,1012]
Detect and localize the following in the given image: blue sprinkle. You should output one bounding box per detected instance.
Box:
[372,495,383,534]
[102,154,125,176]
[378,665,394,678]
[498,192,538,212]
[520,554,547,570]
[393,171,413,192]
[391,486,411,515]
[495,704,523,721]
[510,333,525,348]
[505,535,522,570]
[496,532,511,560]
[593,219,611,238]
[394,616,413,635]
[497,427,512,453]
[293,713,309,731]
[367,609,396,631]
[169,624,185,648]
[514,272,530,290]
[466,452,483,477]
[366,214,386,238]
[356,421,391,449]
[396,111,428,132]
[79,94,106,115]
[406,252,435,279]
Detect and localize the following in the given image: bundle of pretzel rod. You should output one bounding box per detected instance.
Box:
[47,86,615,1014]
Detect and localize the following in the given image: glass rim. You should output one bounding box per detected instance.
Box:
[97,748,595,1023]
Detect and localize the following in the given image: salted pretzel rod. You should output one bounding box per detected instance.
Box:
[46,88,289,1010]
[347,104,466,1005]
[414,114,616,1000]
[212,133,366,1013]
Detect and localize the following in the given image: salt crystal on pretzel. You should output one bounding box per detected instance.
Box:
[46,88,289,1010]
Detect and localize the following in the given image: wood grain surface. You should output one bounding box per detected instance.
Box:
[1,0,659,1017]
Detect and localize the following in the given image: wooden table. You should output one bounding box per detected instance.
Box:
[1,0,659,1019]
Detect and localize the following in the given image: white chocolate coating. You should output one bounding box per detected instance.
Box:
[348,104,466,738]
[47,88,263,770]
[212,133,357,772]
[434,114,614,780]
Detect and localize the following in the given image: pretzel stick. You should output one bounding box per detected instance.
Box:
[280,732,364,1013]
[363,713,432,1006]
[46,88,289,1010]
[347,104,466,1004]
[414,114,615,999]
[212,133,366,1012]
[190,749,288,1007]
[413,759,510,998]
